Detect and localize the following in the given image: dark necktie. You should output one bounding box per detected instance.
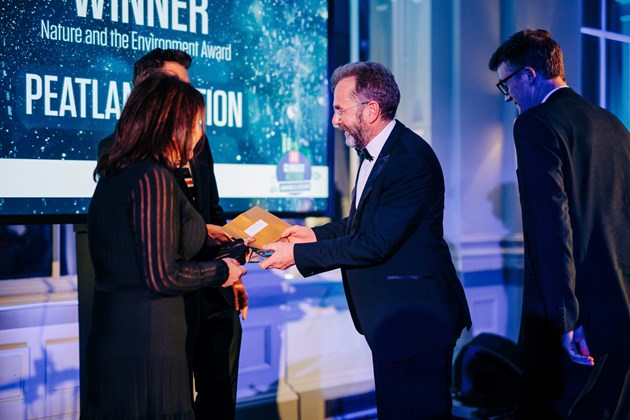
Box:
[355,147,373,162]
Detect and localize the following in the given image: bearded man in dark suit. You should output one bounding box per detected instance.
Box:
[261,61,472,419]
[489,29,630,419]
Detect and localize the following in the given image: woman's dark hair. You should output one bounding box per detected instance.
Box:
[94,74,205,179]
[330,61,400,121]
[488,28,565,81]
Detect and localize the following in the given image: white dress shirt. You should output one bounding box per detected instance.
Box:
[355,119,396,207]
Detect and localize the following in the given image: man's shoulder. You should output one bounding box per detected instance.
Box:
[390,121,434,155]
[538,88,600,115]
[522,88,613,127]
[97,133,115,160]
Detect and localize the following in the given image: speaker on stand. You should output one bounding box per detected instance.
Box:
[451,333,520,419]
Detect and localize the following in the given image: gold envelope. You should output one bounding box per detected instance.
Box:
[222,206,291,246]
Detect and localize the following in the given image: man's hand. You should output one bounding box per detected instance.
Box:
[206,224,233,245]
[280,225,316,244]
[232,279,248,320]
[258,242,295,270]
[561,325,595,366]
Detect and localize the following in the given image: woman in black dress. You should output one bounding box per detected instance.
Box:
[86,74,246,419]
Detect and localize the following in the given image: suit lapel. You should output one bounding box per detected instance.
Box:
[356,154,389,210]
[346,182,358,234]
[349,120,404,232]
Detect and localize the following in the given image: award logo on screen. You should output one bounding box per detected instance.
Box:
[277,150,312,194]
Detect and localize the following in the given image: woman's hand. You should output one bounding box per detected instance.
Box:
[232,279,249,320]
[221,258,246,287]
[206,224,233,245]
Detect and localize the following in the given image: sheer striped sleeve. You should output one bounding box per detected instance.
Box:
[130,166,228,294]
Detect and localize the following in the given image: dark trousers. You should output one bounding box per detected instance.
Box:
[372,345,455,420]
[568,346,630,420]
[516,312,629,420]
[515,352,592,419]
[193,306,242,420]
[515,315,592,419]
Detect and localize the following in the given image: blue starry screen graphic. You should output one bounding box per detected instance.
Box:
[0,0,331,221]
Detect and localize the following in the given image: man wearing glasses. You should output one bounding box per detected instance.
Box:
[260,61,472,419]
[489,29,630,419]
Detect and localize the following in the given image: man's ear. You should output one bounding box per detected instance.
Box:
[365,100,381,124]
[524,66,537,84]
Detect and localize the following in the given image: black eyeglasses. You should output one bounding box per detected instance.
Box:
[496,67,526,95]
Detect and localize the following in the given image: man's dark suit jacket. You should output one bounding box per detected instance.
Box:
[294,120,471,362]
[513,87,630,357]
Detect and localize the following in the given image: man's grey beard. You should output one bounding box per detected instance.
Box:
[345,134,358,149]
[344,116,369,149]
